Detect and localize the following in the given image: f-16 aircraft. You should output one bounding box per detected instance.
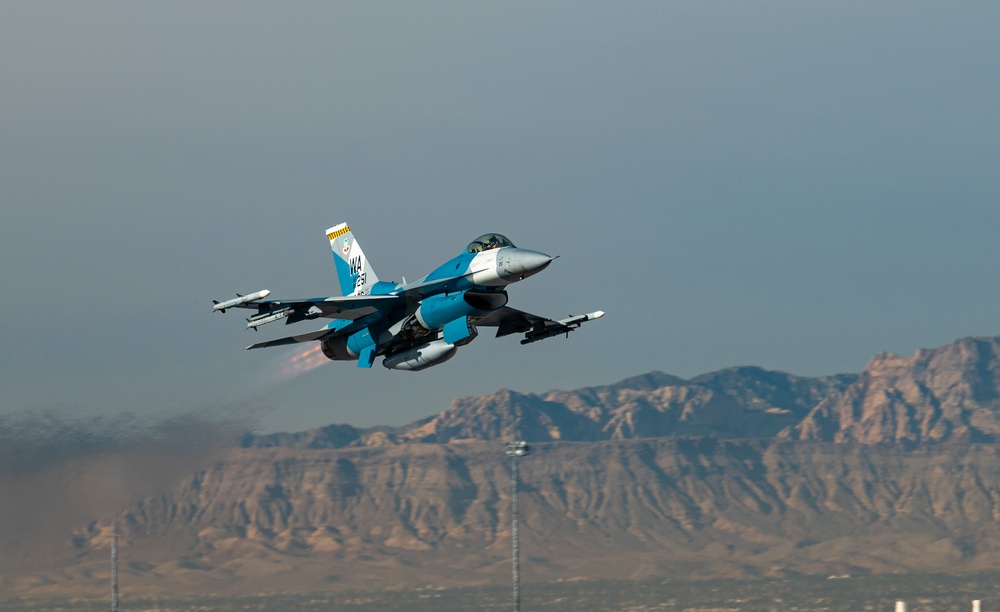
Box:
[213,223,604,371]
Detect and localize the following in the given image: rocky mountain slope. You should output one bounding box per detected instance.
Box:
[246,368,857,448]
[28,439,1000,598]
[247,336,1000,449]
[782,336,1000,445]
[6,336,1000,600]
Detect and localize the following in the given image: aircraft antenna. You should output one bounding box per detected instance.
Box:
[506,441,529,612]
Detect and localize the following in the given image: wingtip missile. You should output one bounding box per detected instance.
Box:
[212,289,271,312]
[521,309,606,344]
[556,310,605,326]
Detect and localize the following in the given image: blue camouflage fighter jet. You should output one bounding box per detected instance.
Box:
[213,223,604,371]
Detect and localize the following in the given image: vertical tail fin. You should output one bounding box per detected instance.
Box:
[327,223,380,296]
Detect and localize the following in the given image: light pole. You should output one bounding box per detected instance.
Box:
[506,441,529,612]
[111,518,119,612]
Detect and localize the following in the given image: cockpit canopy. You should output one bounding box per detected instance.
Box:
[467,233,515,253]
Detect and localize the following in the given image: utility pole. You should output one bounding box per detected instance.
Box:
[111,518,119,612]
[506,441,529,612]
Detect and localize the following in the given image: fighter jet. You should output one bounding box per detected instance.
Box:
[213,223,604,371]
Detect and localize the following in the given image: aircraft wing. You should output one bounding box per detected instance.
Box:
[240,294,401,323]
[473,307,605,345]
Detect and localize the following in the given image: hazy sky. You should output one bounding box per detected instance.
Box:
[2,2,998,432]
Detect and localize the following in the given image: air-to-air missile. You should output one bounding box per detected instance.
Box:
[212,289,271,313]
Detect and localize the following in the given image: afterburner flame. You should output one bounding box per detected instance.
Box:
[272,344,328,382]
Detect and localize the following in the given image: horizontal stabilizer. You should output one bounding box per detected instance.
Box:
[246,327,336,350]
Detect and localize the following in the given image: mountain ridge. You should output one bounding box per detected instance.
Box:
[246,336,1000,449]
[7,334,1000,600]
[245,367,859,448]
[781,336,1000,445]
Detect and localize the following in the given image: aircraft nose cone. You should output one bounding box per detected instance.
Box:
[501,249,555,280]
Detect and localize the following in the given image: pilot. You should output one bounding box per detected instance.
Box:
[487,235,499,249]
